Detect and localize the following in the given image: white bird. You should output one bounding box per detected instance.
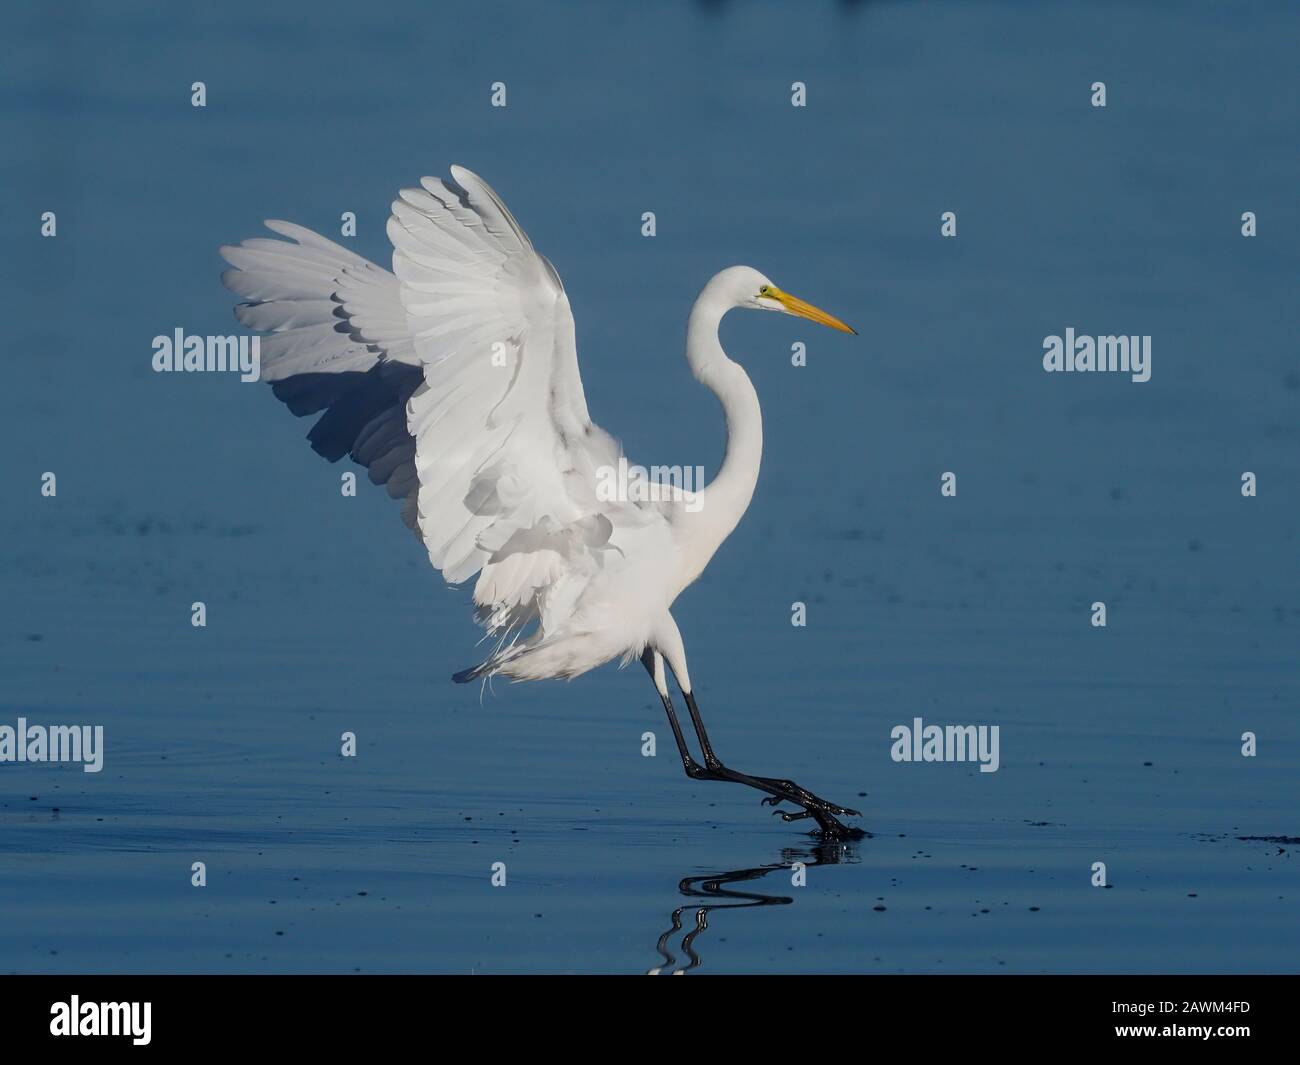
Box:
[221,166,863,838]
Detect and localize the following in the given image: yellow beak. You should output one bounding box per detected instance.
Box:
[770,287,857,334]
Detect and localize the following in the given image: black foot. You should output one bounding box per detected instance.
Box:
[685,759,866,839]
[758,780,859,817]
[770,806,867,840]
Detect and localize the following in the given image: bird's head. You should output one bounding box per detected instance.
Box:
[715,265,856,334]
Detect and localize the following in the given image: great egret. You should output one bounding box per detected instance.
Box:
[221,166,863,838]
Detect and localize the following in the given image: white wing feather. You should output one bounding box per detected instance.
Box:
[222,166,666,678]
[391,167,652,650]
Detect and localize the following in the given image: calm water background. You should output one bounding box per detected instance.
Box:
[2,0,1297,973]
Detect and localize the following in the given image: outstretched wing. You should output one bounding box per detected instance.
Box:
[222,167,659,668]
[390,166,634,639]
[220,221,427,529]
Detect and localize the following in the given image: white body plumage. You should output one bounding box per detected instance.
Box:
[220,166,851,691]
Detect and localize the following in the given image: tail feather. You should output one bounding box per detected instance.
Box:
[453,631,605,684]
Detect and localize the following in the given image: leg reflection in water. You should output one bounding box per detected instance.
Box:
[647,839,862,974]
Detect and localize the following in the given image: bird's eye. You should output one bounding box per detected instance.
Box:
[759,285,771,296]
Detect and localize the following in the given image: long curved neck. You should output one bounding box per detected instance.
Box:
[680,290,763,558]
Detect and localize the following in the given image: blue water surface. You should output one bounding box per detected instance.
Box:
[1,0,1296,973]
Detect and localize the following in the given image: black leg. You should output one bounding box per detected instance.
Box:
[642,649,702,776]
[643,651,865,840]
[680,689,865,840]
